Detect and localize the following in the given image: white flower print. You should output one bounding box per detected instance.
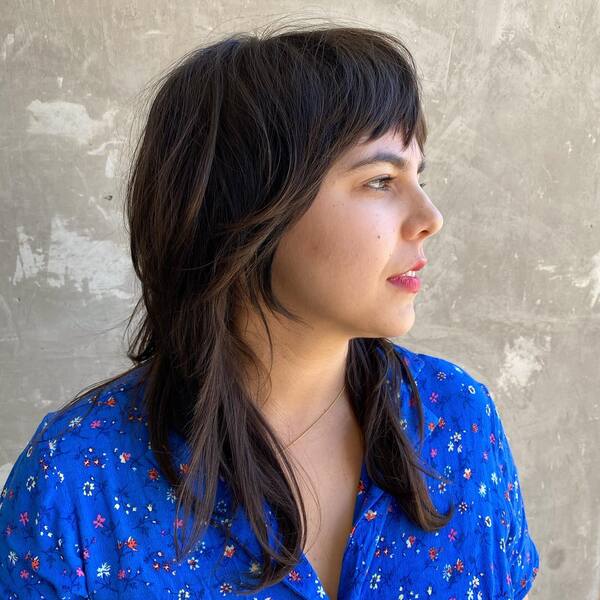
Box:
[484,516,492,527]
[69,416,82,428]
[478,483,487,496]
[369,572,381,589]
[96,562,111,578]
[8,550,18,565]
[82,481,95,496]
[25,476,36,491]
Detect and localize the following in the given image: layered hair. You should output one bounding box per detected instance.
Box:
[39,21,453,594]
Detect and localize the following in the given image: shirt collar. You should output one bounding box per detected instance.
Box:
[393,343,440,449]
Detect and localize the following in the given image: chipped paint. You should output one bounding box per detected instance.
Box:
[12,216,133,300]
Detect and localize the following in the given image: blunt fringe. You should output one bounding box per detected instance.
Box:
[37,21,453,595]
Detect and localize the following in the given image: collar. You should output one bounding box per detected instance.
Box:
[392,343,440,449]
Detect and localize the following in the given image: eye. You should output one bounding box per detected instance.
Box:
[366,176,427,192]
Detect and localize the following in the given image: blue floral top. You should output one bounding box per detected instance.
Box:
[0,344,540,599]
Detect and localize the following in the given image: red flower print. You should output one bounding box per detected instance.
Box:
[30,556,40,571]
[179,463,190,474]
[119,452,131,463]
[471,423,478,432]
[76,567,84,577]
[125,536,138,551]
[448,528,458,542]
[427,421,436,432]
[490,432,496,445]
[365,509,377,521]
[19,570,29,579]
[105,396,117,407]
[118,568,126,579]
[428,547,439,560]
[174,518,184,529]
[90,420,102,429]
[19,512,28,525]
[454,558,464,573]
[148,468,160,480]
[482,450,489,461]
[430,391,439,403]
[224,544,235,558]
[288,569,301,582]
[463,468,471,480]
[430,448,438,458]
[93,514,106,528]
[437,416,446,429]
[357,480,366,494]
[406,535,416,548]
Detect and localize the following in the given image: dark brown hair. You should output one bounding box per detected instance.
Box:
[39,20,453,595]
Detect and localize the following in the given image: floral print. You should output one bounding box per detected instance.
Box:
[0,344,539,598]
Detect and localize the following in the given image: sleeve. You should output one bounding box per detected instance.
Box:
[481,383,540,599]
[0,413,89,599]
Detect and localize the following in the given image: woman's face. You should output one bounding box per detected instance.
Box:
[271,128,444,340]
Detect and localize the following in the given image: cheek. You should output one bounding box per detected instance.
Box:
[274,201,396,299]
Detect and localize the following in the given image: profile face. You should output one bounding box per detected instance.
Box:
[271,128,444,339]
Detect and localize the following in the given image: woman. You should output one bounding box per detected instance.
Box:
[0,22,539,599]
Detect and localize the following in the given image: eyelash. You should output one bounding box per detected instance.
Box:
[366,176,427,192]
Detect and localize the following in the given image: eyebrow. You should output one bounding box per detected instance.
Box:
[345,152,426,174]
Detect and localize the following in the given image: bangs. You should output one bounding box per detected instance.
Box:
[259,25,427,152]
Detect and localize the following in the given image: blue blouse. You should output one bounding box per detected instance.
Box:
[0,344,540,599]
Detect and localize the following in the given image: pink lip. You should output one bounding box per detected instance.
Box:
[387,274,421,293]
[388,257,427,279]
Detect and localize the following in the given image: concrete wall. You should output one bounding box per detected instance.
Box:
[1,2,599,598]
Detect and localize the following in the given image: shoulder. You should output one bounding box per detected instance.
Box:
[1,363,152,518]
[392,342,497,431]
[0,364,154,596]
[393,343,540,596]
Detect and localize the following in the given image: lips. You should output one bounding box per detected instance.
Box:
[388,257,427,279]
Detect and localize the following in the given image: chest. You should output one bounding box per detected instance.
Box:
[289,437,365,599]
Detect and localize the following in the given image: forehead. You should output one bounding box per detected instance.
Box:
[336,130,425,173]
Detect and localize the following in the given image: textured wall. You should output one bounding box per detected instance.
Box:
[1,2,599,598]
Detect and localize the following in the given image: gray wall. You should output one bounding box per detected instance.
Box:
[2,2,599,598]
